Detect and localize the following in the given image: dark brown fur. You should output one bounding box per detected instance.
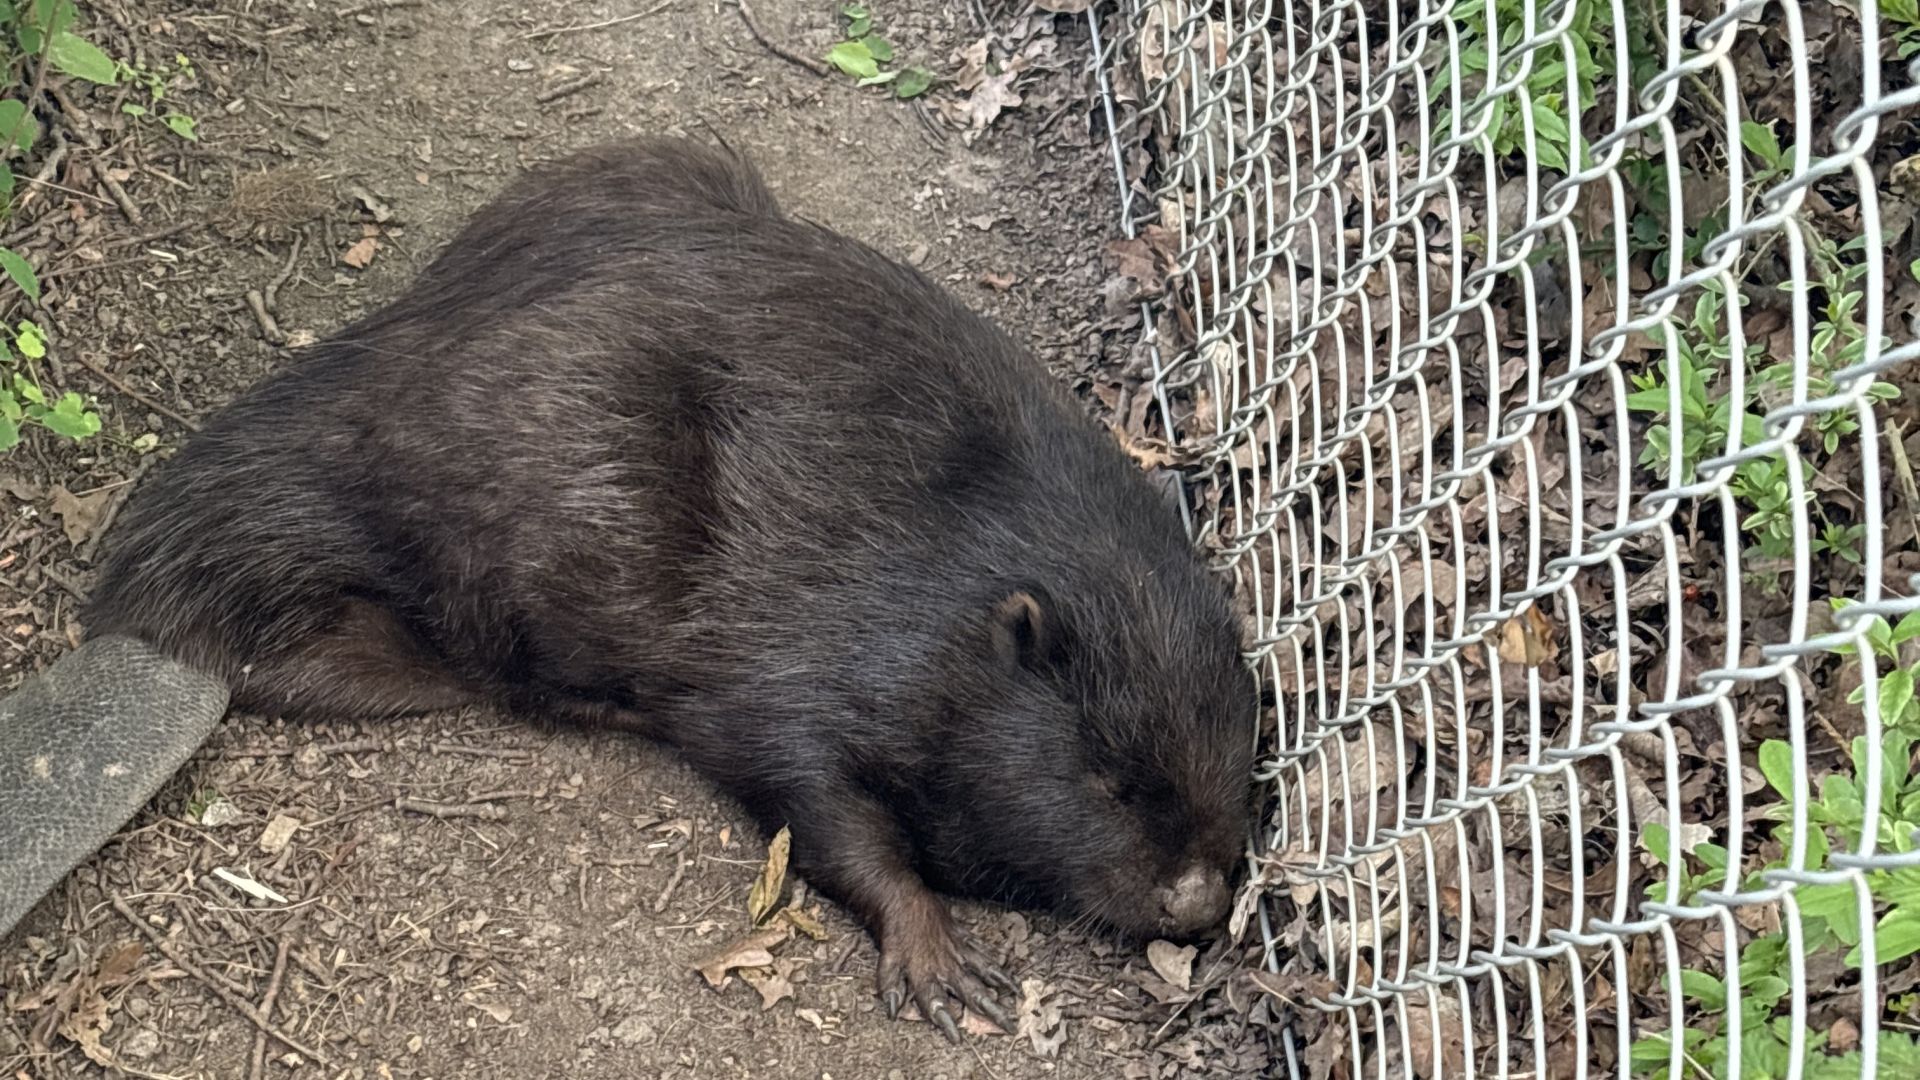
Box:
[83,137,1256,1031]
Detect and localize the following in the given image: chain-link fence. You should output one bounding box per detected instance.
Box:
[1091,0,1920,1075]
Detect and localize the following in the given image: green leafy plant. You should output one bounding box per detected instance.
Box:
[1630,729,1920,1078]
[1881,0,1920,60]
[1428,0,1612,171]
[0,1,120,451]
[0,316,99,449]
[825,5,932,100]
[1627,243,1897,583]
[1827,600,1920,736]
[115,51,198,140]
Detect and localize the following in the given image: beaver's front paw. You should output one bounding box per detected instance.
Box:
[874,898,1018,1042]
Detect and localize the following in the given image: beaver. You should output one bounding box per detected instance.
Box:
[0,136,1256,1040]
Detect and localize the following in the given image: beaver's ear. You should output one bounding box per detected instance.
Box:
[989,587,1065,673]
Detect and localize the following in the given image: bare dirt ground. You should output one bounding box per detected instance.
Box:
[0,2,1273,1078]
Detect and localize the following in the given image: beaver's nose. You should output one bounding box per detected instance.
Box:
[1157,864,1230,937]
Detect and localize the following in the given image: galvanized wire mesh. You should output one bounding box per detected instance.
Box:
[1091,0,1920,1075]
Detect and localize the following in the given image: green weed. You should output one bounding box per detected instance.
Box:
[1631,717,1920,1077]
[825,5,932,99]
[1429,0,1612,171]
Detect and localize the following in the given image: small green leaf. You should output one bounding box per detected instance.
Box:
[859,34,893,62]
[47,31,118,85]
[1893,611,1920,646]
[1849,905,1920,967]
[1873,616,1898,660]
[825,40,878,80]
[856,71,897,87]
[163,112,197,141]
[1740,120,1782,166]
[120,102,146,118]
[1677,968,1726,1011]
[0,412,16,451]
[895,66,933,99]
[0,163,12,199]
[1758,739,1793,799]
[0,98,39,153]
[14,320,43,359]
[1884,669,1917,730]
[38,391,97,439]
[1640,820,1673,865]
[0,247,37,301]
[1625,384,1670,413]
[13,376,42,406]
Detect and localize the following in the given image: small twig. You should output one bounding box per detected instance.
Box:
[1889,420,1920,552]
[39,563,88,602]
[265,233,304,315]
[735,1,829,77]
[247,936,292,1080]
[41,254,174,283]
[21,138,71,210]
[110,898,335,1068]
[245,289,285,345]
[199,737,385,760]
[337,0,421,15]
[76,456,155,563]
[68,350,200,431]
[395,797,508,821]
[536,72,606,105]
[428,741,534,760]
[652,850,689,913]
[98,172,142,226]
[522,2,672,39]
[100,221,192,252]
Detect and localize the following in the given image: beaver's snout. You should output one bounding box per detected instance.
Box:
[1155,864,1231,938]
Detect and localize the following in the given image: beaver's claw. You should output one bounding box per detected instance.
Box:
[875,917,1017,1042]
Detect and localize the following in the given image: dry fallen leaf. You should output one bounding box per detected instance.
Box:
[979,271,1018,291]
[1404,997,1469,1080]
[341,235,381,269]
[953,37,989,91]
[1107,236,1161,284]
[1110,424,1175,470]
[781,905,829,941]
[257,813,301,855]
[1246,969,1340,1004]
[462,992,513,1024]
[693,925,790,989]
[739,956,803,1010]
[1015,978,1065,1057]
[51,942,145,1069]
[950,68,1024,138]
[1495,603,1557,668]
[748,826,790,927]
[1146,939,1196,991]
[48,485,108,546]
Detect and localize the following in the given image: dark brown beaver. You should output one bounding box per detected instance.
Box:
[81,136,1257,1038]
